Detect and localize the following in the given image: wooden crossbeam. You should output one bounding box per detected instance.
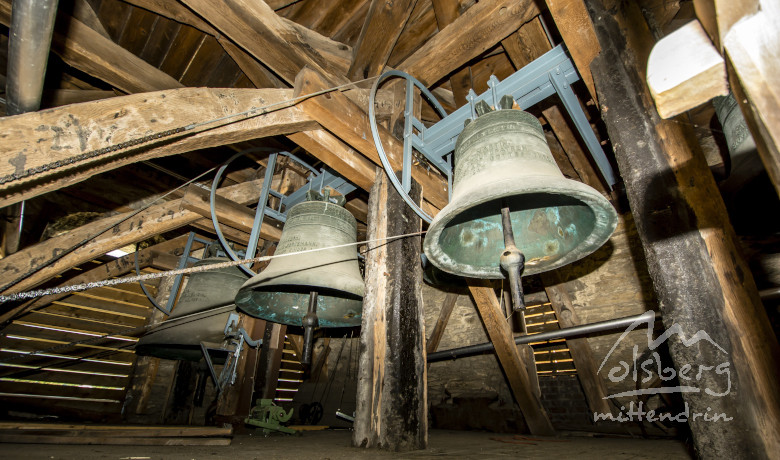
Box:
[0,179,267,296]
[467,279,555,436]
[431,0,471,107]
[0,87,315,207]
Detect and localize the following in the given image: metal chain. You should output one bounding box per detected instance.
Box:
[0,128,186,185]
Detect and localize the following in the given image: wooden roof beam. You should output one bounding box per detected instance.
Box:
[347,0,418,80]
[180,0,352,85]
[397,0,539,86]
[0,87,316,208]
[294,67,448,211]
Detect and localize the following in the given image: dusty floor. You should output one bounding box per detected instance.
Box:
[2,429,692,460]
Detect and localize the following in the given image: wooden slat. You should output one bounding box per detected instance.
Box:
[0,381,125,401]
[0,368,130,387]
[23,311,138,335]
[116,5,158,56]
[0,359,134,378]
[158,24,205,79]
[426,293,458,355]
[179,36,225,86]
[348,0,418,80]
[120,0,218,35]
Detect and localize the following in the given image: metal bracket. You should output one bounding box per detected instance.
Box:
[368,45,617,224]
[200,312,263,393]
[210,148,357,276]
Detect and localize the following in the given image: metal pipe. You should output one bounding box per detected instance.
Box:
[427,311,658,363]
[5,0,59,115]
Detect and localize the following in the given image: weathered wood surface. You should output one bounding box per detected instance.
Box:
[180,183,283,241]
[181,0,351,85]
[287,130,377,192]
[426,292,458,355]
[431,0,471,107]
[0,88,314,207]
[588,1,780,456]
[467,280,555,436]
[0,179,266,296]
[0,235,190,325]
[348,0,417,80]
[397,0,539,86]
[354,171,427,451]
[720,3,780,198]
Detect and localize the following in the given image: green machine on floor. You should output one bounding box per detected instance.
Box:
[245,399,296,435]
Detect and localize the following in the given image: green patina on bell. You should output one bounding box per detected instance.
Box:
[135,257,249,362]
[234,194,364,328]
[423,108,618,279]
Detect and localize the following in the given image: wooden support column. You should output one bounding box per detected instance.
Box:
[587,2,780,457]
[354,171,427,451]
[467,280,555,436]
[542,273,611,415]
[163,360,200,425]
[215,315,266,428]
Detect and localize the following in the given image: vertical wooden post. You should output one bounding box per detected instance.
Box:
[215,315,266,427]
[467,280,555,436]
[353,171,427,451]
[587,2,780,457]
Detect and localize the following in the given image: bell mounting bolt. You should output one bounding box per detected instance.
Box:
[499,205,526,311]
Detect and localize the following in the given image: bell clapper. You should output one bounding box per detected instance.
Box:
[499,205,526,311]
[301,290,319,368]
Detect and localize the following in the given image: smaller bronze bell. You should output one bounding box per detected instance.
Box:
[135,257,249,362]
[234,198,364,328]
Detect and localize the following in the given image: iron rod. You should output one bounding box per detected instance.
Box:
[427,311,657,363]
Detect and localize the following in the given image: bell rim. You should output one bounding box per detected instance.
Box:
[423,175,618,279]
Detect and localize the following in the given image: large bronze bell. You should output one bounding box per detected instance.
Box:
[135,257,249,362]
[423,108,618,280]
[234,198,364,329]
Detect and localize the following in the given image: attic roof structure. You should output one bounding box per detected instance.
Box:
[0,0,778,458]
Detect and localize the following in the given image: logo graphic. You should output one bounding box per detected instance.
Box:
[593,311,732,423]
